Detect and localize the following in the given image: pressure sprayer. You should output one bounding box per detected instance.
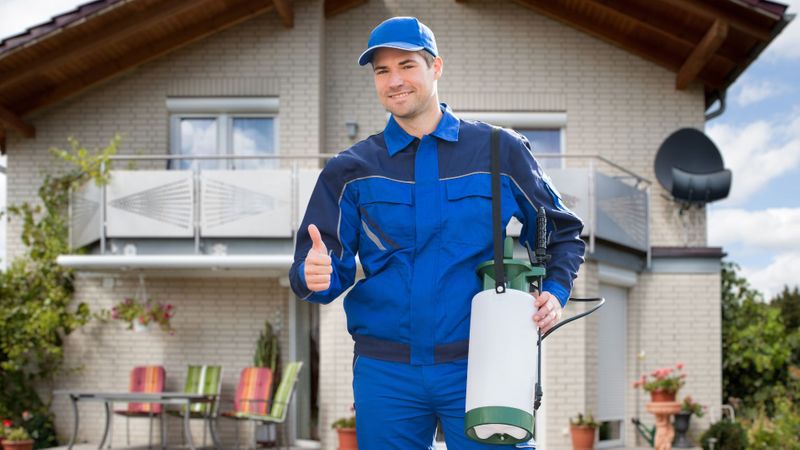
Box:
[464,127,605,447]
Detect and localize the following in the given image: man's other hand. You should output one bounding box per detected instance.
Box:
[304,224,332,292]
[533,291,562,334]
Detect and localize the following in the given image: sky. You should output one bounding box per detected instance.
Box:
[0,0,798,297]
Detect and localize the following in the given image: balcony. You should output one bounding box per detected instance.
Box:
[58,154,650,272]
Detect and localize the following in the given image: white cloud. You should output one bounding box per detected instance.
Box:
[709,207,800,298]
[733,79,789,106]
[741,251,800,299]
[706,110,800,205]
[708,207,800,251]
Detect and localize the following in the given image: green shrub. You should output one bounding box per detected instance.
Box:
[699,420,748,450]
[746,398,800,450]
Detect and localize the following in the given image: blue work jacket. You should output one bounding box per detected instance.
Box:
[290,104,585,365]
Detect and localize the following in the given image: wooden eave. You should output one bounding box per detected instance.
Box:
[0,0,788,145]
[508,0,790,107]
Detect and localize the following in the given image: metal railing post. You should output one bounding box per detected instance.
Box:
[587,159,596,254]
[100,160,107,255]
[194,165,201,254]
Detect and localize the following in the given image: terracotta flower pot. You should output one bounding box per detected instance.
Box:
[336,427,358,450]
[650,389,677,402]
[570,425,596,450]
[3,439,34,450]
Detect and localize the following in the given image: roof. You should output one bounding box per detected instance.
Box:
[0,0,792,146]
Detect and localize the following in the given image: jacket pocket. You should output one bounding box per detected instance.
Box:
[444,174,494,246]
[358,180,414,249]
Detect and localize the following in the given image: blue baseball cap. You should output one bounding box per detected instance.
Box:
[358,17,438,66]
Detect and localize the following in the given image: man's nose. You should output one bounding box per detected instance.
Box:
[388,70,404,89]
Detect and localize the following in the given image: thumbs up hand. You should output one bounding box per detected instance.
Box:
[304,224,333,292]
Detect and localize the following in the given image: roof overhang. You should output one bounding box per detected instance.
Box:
[0,0,790,149]
[0,0,368,151]
[506,0,790,109]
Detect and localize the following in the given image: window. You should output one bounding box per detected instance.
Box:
[456,112,566,171]
[516,129,562,170]
[167,97,278,170]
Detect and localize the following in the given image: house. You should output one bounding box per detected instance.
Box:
[0,0,791,449]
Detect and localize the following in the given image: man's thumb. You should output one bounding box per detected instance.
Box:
[308,224,327,253]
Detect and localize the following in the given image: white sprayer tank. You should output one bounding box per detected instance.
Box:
[465,247,543,445]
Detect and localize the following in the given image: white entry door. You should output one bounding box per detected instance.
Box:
[597,284,628,448]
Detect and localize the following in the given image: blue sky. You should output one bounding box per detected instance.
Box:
[0,0,798,297]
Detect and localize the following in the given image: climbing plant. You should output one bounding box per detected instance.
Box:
[0,135,120,448]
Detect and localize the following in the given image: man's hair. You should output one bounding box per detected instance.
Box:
[418,50,435,68]
[369,50,436,68]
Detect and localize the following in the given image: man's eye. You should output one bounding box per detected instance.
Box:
[403,65,414,69]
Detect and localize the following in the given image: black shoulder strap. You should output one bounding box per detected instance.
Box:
[491,127,505,294]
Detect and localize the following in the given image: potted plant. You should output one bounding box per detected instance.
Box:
[3,427,34,450]
[331,406,357,450]
[673,395,705,448]
[633,362,687,402]
[569,413,598,450]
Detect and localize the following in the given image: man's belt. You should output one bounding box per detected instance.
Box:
[353,334,469,364]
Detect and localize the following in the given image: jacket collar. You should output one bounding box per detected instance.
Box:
[384,103,460,156]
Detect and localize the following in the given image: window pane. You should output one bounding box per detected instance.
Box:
[232,118,275,169]
[174,118,221,170]
[517,129,561,170]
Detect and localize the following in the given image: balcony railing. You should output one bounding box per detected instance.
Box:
[68,154,650,257]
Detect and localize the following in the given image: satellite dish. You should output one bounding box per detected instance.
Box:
[654,128,732,205]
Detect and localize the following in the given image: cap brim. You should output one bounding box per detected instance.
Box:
[358,42,425,66]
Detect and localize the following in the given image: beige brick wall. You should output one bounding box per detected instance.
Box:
[541,261,599,450]
[6,0,325,446]
[628,271,723,446]
[317,295,353,450]
[4,0,723,448]
[44,275,290,447]
[323,0,708,246]
[6,0,325,260]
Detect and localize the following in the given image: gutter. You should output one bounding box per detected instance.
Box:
[56,254,295,270]
[705,13,795,121]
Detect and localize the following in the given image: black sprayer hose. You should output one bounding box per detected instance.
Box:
[533,295,605,416]
[541,296,606,341]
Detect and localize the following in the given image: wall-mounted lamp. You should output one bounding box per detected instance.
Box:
[346,120,359,139]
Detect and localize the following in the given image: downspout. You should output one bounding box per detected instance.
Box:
[704,90,726,122]
[704,13,794,122]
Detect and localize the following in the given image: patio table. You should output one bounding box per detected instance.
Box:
[54,391,220,450]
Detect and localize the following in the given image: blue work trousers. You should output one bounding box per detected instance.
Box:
[353,355,510,449]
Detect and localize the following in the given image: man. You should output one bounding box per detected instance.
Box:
[289,16,585,449]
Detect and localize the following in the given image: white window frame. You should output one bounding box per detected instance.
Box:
[456,111,567,169]
[167,97,280,170]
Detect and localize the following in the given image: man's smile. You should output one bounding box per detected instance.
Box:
[388,91,413,99]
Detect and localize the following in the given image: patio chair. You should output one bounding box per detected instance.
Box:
[221,361,303,450]
[167,365,223,448]
[112,365,166,449]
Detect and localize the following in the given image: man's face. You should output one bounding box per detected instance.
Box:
[372,48,442,120]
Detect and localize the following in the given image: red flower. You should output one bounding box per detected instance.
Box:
[2,419,11,427]
[676,362,684,370]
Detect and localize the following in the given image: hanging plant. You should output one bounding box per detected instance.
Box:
[110,276,175,334]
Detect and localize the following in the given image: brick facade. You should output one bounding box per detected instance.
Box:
[5,1,721,449]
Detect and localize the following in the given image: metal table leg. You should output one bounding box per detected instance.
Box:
[98,401,112,450]
[67,395,80,450]
[160,411,167,450]
[183,401,196,450]
[208,414,221,450]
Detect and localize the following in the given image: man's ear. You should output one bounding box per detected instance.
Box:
[433,56,443,80]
